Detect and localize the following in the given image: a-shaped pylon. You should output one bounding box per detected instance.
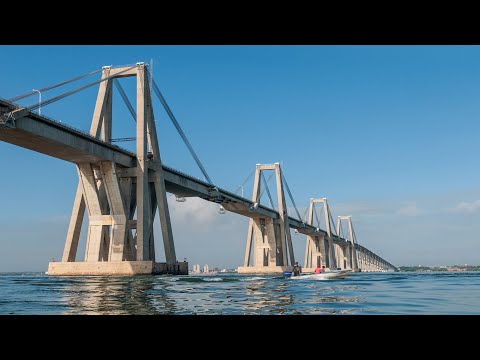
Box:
[303,198,337,271]
[48,64,186,276]
[237,163,295,274]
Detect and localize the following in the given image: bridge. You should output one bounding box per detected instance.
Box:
[0,64,397,275]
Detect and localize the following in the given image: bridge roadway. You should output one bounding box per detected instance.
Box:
[0,98,397,270]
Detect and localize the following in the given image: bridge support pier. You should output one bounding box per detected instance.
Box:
[238,163,294,274]
[304,233,327,271]
[48,64,186,276]
[302,198,337,272]
[337,216,359,272]
[335,244,346,269]
[334,243,350,270]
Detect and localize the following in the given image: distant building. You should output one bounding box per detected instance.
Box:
[203,264,209,273]
[192,264,201,273]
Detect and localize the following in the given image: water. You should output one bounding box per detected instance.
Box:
[1,271,479,314]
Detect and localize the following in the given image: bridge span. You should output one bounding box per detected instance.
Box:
[0,64,397,275]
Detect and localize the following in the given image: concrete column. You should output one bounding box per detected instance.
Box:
[120,177,135,261]
[243,166,261,267]
[253,219,265,267]
[90,67,112,139]
[99,162,128,262]
[323,199,336,269]
[78,163,103,262]
[275,163,294,266]
[101,81,112,142]
[344,243,352,270]
[244,220,255,267]
[136,65,152,261]
[335,244,344,269]
[304,235,314,268]
[304,199,316,269]
[348,219,359,271]
[145,77,176,264]
[265,218,277,266]
[62,184,85,262]
[147,182,157,262]
[344,244,349,269]
[319,235,327,268]
[95,169,111,262]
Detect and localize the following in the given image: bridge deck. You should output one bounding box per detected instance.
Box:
[0,99,396,270]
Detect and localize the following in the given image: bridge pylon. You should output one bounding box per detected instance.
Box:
[336,216,359,272]
[48,64,187,276]
[302,198,337,272]
[237,163,295,274]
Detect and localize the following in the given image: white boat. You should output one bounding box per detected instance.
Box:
[287,269,352,280]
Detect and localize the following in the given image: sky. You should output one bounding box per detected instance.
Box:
[1,45,480,271]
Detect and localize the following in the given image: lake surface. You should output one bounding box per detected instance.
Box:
[1,271,479,314]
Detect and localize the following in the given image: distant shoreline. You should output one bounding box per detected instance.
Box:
[399,265,479,272]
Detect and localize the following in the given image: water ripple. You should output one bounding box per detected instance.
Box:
[1,272,480,314]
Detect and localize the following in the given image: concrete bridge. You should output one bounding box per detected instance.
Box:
[0,64,397,275]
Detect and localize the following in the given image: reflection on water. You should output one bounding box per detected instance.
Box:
[1,272,480,314]
[242,280,297,314]
[64,277,166,315]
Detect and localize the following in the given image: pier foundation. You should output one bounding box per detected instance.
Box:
[48,261,188,276]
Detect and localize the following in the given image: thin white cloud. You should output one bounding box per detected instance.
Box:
[334,202,387,216]
[168,194,218,226]
[397,202,425,217]
[452,200,480,214]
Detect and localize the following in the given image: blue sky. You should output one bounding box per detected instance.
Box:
[1,45,480,271]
